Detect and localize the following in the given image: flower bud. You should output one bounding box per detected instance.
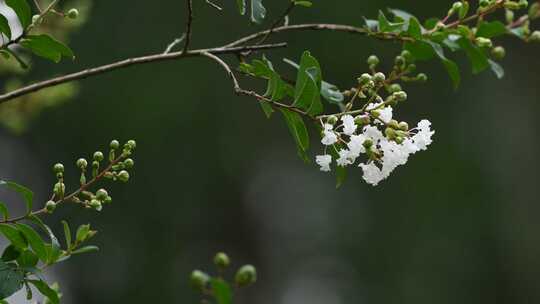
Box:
[32,14,40,24]
[125,140,137,150]
[385,127,396,139]
[479,0,490,7]
[235,265,257,287]
[124,158,135,168]
[395,136,405,144]
[327,115,338,125]
[104,196,112,204]
[76,158,88,169]
[452,2,463,12]
[213,252,231,268]
[67,8,79,19]
[389,119,400,129]
[506,9,515,23]
[475,37,493,48]
[373,72,386,83]
[398,121,409,131]
[90,199,102,211]
[407,64,417,72]
[529,2,540,18]
[416,73,428,82]
[53,163,64,173]
[110,140,120,150]
[388,83,402,93]
[93,151,104,162]
[363,139,374,149]
[45,200,56,213]
[354,115,371,125]
[530,31,540,42]
[393,91,408,102]
[491,46,506,59]
[394,55,405,67]
[358,73,372,85]
[367,55,380,67]
[96,189,108,201]
[400,50,412,62]
[54,182,65,197]
[519,0,529,9]
[118,170,130,182]
[504,1,521,10]
[190,270,210,290]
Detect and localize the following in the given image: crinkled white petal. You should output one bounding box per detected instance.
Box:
[359,162,386,186]
[316,154,332,172]
[341,115,357,135]
[378,106,393,124]
[321,130,338,146]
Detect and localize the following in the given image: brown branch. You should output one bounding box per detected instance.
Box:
[182,0,194,52]
[0,43,287,104]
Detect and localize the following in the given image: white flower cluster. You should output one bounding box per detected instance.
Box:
[316,111,434,186]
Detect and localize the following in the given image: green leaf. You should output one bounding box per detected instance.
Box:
[0,259,24,299]
[279,109,310,162]
[236,0,246,15]
[211,278,233,304]
[0,224,27,249]
[0,14,12,40]
[61,220,71,250]
[388,8,414,21]
[250,0,266,24]
[457,38,489,74]
[0,180,33,213]
[427,41,461,89]
[28,280,59,304]
[488,59,504,79]
[16,249,38,268]
[476,21,507,38]
[16,223,47,263]
[329,148,347,188]
[378,10,404,32]
[75,224,90,243]
[293,51,323,115]
[27,216,61,264]
[0,203,8,221]
[363,18,379,31]
[71,245,99,255]
[407,17,422,39]
[5,0,31,29]
[403,40,435,61]
[293,1,312,7]
[20,34,74,63]
[1,245,21,262]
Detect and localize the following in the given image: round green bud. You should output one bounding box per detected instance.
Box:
[389,119,400,130]
[407,64,417,72]
[54,182,65,197]
[76,158,88,169]
[475,37,493,48]
[118,170,130,182]
[491,46,506,60]
[452,2,463,11]
[395,136,405,144]
[93,151,104,162]
[400,50,412,62]
[367,55,380,66]
[394,55,405,67]
[504,1,520,10]
[385,127,396,139]
[213,252,231,268]
[104,172,114,179]
[53,163,64,173]
[393,91,408,102]
[327,115,338,125]
[398,121,409,131]
[67,8,79,19]
[124,158,135,169]
[416,73,428,82]
[529,2,540,19]
[373,72,386,83]
[190,270,210,290]
[506,9,515,23]
[362,138,374,149]
[235,265,257,287]
[96,189,108,201]
[104,196,112,204]
[354,115,371,125]
[45,200,56,213]
[388,83,402,93]
[32,15,40,24]
[126,140,137,150]
[110,140,120,150]
[480,0,490,7]
[90,199,101,209]
[530,31,540,42]
[519,0,529,9]
[358,73,372,85]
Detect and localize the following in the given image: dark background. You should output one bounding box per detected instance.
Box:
[1,0,540,303]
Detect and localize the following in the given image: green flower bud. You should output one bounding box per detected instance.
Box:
[530,31,540,42]
[213,252,231,268]
[416,73,428,82]
[190,270,210,290]
[354,115,371,125]
[90,199,102,210]
[104,172,115,179]
[104,196,112,204]
[395,136,405,144]
[393,91,408,102]
[76,158,88,169]
[398,121,409,131]
[504,1,521,10]
[475,37,493,48]
[118,170,130,182]
[110,140,120,150]
[389,119,400,129]
[56,172,64,180]
[93,151,104,162]
[373,72,386,83]
[367,55,380,66]
[519,0,529,9]
[125,140,137,150]
[385,127,396,139]
[45,200,56,213]
[358,73,372,85]
[387,83,402,93]
[529,2,540,18]
[394,55,405,67]
[32,14,40,24]
[491,46,506,59]
[96,189,108,201]
[407,64,417,72]
[53,163,64,173]
[327,115,338,125]
[452,1,463,11]
[235,265,257,287]
[506,9,515,23]
[401,50,412,61]
[67,8,79,19]
[363,138,374,149]
[54,182,65,197]
[479,0,490,7]
[124,158,135,169]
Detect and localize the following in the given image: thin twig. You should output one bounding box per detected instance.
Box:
[205,0,222,11]
[182,0,194,53]
[164,35,186,54]
[0,43,287,103]
[32,0,43,13]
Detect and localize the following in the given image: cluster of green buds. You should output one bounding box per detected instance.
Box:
[503,0,540,42]
[45,139,136,213]
[190,252,257,301]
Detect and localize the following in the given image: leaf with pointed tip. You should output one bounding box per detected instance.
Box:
[5,0,31,28]
[426,41,461,89]
[211,278,233,304]
[0,202,8,221]
[488,59,504,79]
[0,14,12,40]
[16,223,47,263]
[457,38,489,74]
[28,280,59,304]
[0,259,24,299]
[250,0,266,24]
[20,34,74,63]
[0,224,27,249]
[476,21,507,38]
[280,109,310,162]
[0,180,33,213]
[236,0,246,15]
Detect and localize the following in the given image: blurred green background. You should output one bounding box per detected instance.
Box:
[1,0,540,303]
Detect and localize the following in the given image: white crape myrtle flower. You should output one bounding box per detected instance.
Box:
[321,123,338,146]
[336,149,356,167]
[412,119,434,151]
[341,115,357,135]
[362,125,384,144]
[347,134,367,156]
[316,154,332,172]
[359,162,385,186]
[377,106,393,124]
